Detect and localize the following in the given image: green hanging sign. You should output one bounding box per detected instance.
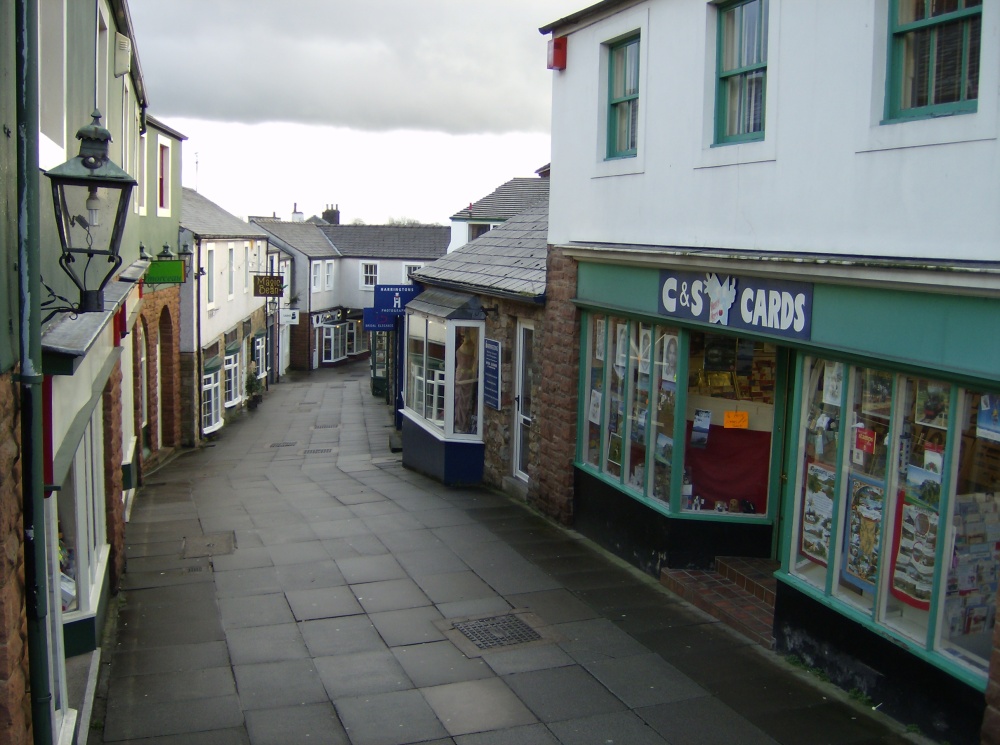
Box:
[145,260,186,284]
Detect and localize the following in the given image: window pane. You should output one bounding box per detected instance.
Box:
[882,378,950,643]
[721,6,741,71]
[651,326,679,502]
[931,0,959,15]
[941,391,1000,670]
[406,315,426,415]
[899,0,927,24]
[934,20,964,103]
[623,323,653,492]
[792,359,845,588]
[682,333,773,515]
[604,318,628,480]
[740,0,761,67]
[454,326,480,435]
[584,315,607,468]
[835,367,893,613]
[426,319,446,425]
[902,28,932,109]
[613,99,638,153]
[966,15,981,99]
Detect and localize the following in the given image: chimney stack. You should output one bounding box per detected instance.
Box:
[322,203,341,225]
[292,203,304,223]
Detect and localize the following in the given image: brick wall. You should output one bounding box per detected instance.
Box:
[101,361,125,592]
[137,286,181,470]
[0,371,28,745]
[179,352,198,447]
[529,247,579,525]
[480,300,544,493]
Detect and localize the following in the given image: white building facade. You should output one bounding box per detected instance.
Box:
[541,1,999,740]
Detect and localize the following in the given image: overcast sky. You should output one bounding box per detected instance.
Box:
[128,0,584,225]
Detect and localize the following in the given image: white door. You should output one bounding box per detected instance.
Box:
[514,321,534,481]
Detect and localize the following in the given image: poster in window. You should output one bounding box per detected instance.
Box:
[639,328,652,374]
[588,389,602,425]
[660,334,678,383]
[977,395,1000,443]
[841,475,884,592]
[690,409,712,449]
[704,335,736,372]
[862,369,893,418]
[615,324,627,368]
[595,319,606,362]
[889,494,939,610]
[823,362,844,407]
[915,380,949,430]
[800,462,835,566]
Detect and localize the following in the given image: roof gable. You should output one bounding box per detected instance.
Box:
[316,225,449,260]
[450,177,550,222]
[181,188,269,239]
[251,219,340,258]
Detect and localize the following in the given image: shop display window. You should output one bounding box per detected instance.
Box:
[603,317,628,481]
[651,327,679,502]
[583,315,607,468]
[789,358,1000,678]
[404,311,483,438]
[682,332,775,514]
[939,391,1000,670]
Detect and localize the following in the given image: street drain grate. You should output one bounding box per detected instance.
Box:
[314,425,335,429]
[270,442,297,448]
[304,448,332,454]
[452,614,542,650]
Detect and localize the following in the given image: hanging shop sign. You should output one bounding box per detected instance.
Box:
[363,307,395,331]
[484,338,501,410]
[658,270,813,340]
[279,309,300,325]
[254,274,285,297]
[374,284,421,314]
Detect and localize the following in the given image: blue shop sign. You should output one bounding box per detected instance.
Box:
[658,270,813,340]
[363,307,395,331]
[374,284,420,314]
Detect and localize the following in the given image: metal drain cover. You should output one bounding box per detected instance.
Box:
[270,442,297,448]
[453,614,541,650]
[437,610,558,658]
[304,448,332,454]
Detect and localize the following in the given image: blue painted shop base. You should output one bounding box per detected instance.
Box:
[401,417,484,486]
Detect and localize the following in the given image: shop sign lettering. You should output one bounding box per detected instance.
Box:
[658,270,812,340]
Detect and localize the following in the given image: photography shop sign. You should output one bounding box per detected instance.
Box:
[658,270,813,341]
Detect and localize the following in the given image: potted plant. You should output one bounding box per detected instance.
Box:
[246,361,264,408]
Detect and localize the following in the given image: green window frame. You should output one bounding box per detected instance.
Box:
[886,0,982,121]
[715,0,769,145]
[607,35,640,159]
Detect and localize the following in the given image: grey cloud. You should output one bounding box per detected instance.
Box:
[129,0,564,134]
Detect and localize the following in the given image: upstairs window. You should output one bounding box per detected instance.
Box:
[325,260,335,290]
[887,0,981,120]
[311,262,322,293]
[361,262,379,289]
[716,0,769,144]
[156,138,171,215]
[607,36,640,158]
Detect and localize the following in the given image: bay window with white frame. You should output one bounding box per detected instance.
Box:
[405,312,484,438]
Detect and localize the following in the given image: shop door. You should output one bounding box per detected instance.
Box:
[514,322,534,481]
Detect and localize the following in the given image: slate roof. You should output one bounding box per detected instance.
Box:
[413,199,548,301]
[450,177,550,222]
[317,225,449,260]
[181,188,269,240]
[250,218,340,259]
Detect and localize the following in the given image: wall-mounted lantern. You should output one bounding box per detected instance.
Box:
[44,110,136,314]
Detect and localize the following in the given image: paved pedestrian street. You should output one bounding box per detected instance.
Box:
[89,362,921,745]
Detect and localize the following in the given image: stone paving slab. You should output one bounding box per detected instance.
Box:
[89,363,920,745]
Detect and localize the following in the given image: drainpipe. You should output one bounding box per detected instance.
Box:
[16,0,55,742]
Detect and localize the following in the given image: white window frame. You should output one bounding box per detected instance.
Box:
[244,244,250,293]
[361,262,379,290]
[223,352,241,407]
[202,369,222,433]
[404,312,485,441]
[135,128,146,215]
[311,262,322,293]
[228,245,235,299]
[253,335,268,378]
[156,135,172,217]
[321,324,348,363]
[325,260,335,290]
[403,263,423,283]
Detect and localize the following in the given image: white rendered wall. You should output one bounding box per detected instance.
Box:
[547,0,1000,261]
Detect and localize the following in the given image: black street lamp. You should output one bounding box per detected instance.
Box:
[44,110,136,314]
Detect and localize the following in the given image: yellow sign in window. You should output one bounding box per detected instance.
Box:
[724,410,749,429]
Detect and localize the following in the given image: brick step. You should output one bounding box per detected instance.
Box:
[661,557,779,650]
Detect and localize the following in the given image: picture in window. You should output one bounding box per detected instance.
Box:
[801,462,836,566]
[915,380,949,429]
[841,475,885,592]
[661,334,678,383]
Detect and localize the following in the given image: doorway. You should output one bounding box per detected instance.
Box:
[514,321,534,481]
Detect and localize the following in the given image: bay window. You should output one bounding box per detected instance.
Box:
[789,357,1000,679]
[223,351,241,406]
[202,363,222,434]
[405,311,483,438]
